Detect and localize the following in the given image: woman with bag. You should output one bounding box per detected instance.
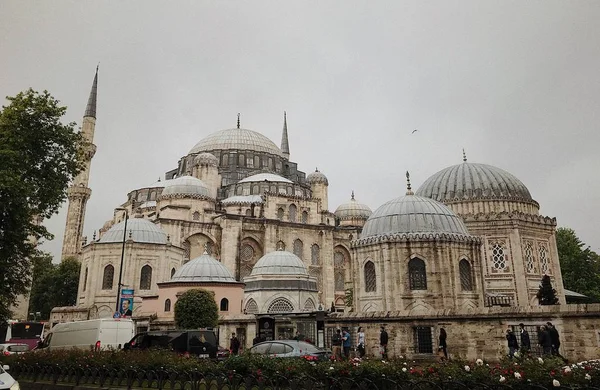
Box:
[356,326,366,358]
[438,328,448,360]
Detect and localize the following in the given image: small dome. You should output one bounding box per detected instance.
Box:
[416,161,534,204]
[360,194,469,240]
[161,176,211,198]
[194,152,219,167]
[306,168,328,185]
[335,192,372,219]
[99,219,168,244]
[239,172,293,184]
[146,179,166,189]
[250,250,308,276]
[171,252,237,283]
[189,128,282,157]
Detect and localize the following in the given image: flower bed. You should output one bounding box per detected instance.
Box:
[3,350,600,389]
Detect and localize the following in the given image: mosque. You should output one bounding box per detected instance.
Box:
[51,69,600,361]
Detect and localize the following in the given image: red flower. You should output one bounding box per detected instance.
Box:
[550,370,556,377]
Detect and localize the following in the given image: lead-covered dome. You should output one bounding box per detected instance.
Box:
[416,161,534,204]
[99,218,168,244]
[250,250,308,276]
[335,192,372,219]
[239,173,292,184]
[161,176,211,198]
[306,168,328,185]
[170,252,237,283]
[189,128,282,157]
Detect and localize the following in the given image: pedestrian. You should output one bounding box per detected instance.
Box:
[519,323,531,354]
[438,328,448,360]
[546,322,561,356]
[331,329,343,360]
[538,325,552,355]
[252,334,261,346]
[356,326,366,358]
[342,329,351,359]
[379,326,388,359]
[230,333,240,355]
[506,328,519,359]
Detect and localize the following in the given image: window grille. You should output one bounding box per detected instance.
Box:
[192,211,200,221]
[335,271,345,291]
[289,204,297,222]
[539,244,549,274]
[267,298,294,313]
[183,241,191,262]
[293,239,303,260]
[409,258,427,290]
[240,244,254,262]
[140,265,152,290]
[302,211,308,224]
[102,265,114,290]
[310,268,323,291]
[334,251,345,268]
[220,298,229,311]
[524,241,535,273]
[303,298,316,311]
[459,259,473,291]
[364,261,376,292]
[170,267,176,278]
[83,267,88,292]
[164,299,171,312]
[311,244,320,265]
[245,299,258,314]
[413,326,433,354]
[205,241,214,256]
[491,242,507,271]
[277,208,284,220]
[240,263,253,281]
[511,324,544,357]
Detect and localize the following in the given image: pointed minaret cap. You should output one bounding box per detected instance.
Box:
[84,65,98,118]
[351,190,355,200]
[237,113,241,129]
[281,111,290,159]
[462,148,467,162]
[406,171,414,195]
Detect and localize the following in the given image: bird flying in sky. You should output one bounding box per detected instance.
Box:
[412,129,418,134]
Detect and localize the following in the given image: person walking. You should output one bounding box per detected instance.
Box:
[379,326,389,359]
[342,329,351,359]
[331,329,343,360]
[230,333,240,355]
[538,325,552,355]
[547,322,561,356]
[519,323,531,355]
[506,328,519,359]
[356,327,366,358]
[438,328,448,360]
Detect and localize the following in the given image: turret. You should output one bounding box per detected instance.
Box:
[192,152,221,199]
[306,168,329,211]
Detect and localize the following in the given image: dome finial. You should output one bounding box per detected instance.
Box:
[203,243,209,255]
[237,113,240,129]
[406,171,414,195]
[462,148,467,162]
[351,190,355,200]
[315,167,319,172]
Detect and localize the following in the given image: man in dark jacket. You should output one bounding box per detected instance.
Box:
[230,333,241,355]
[538,325,552,355]
[380,326,389,359]
[506,328,519,359]
[519,323,531,354]
[547,322,561,356]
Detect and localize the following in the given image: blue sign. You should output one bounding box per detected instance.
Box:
[119,289,135,317]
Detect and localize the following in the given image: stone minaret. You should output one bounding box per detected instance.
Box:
[61,67,98,260]
[280,111,290,160]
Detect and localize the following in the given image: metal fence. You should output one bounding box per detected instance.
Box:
[9,364,600,390]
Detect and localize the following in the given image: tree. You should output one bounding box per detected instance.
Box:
[28,252,56,319]
[0,89,82,323]
[556,227,600,302]
[537,275,559,305]
[174,289,219,329]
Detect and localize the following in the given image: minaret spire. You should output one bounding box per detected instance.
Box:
[237,113,240,129]
[84,65,98,118]
[406,171,414,195]
[281,111,290,160]
[462,148,467,162]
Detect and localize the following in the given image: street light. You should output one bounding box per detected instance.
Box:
[114,207,129,314]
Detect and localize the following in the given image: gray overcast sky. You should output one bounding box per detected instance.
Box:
[1,1,599,261]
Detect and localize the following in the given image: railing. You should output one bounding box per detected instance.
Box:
[10,364,600,390]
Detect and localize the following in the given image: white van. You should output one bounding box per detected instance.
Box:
[41,319,135,351]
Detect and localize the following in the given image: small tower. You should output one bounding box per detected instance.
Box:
[193,152,221,199]
[61,67,99,260]
[306,168,329,211]
[280,111,290,160]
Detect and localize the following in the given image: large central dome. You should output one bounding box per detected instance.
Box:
[189,128,282,157]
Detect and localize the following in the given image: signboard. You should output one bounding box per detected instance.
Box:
[119,289,134,317]
[258,317,275,341]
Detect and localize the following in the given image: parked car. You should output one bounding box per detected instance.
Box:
[39,319,134,351]
[249,340,329,360]
[0,364,18,390]
[0,344,29,356]
[124,330,218,359]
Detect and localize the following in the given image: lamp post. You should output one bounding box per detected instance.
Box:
[114,208,129,314]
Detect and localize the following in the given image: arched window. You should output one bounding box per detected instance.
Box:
[149,191,156,201]
[459,259,473,291]
[221,154,228,166]
[220,298,229,311]
[192,211,200,221]
[238,154,245,166]
[293,239,303,260]
[164,299,171,312]
[83,267,88,292]
[267,298,294,313]
[524,241,535,273]
[408,258,427,290]
[302,211,308,224]
[245,299,258,314]
[245,208,252,216]
[277,208,284,220]
[335,272,345,291]
[311,244,320,265]
[252,185,259,195]
[170,267,176,278]
[303,298,316,311]
[140,265,152,290]
[364,261,376,292]
[254,156,260,168]
[491,242,507,271]
[236,186,243,196]
[539,243,550,274]
[288,204,297,222]
[102,265,114,290]
[276,240,286,250]
[334,250,346,291]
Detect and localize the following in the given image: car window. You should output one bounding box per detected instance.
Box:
[7,345,29,352]
[268,343,287,355]
[250,343,271,354]
[283,344,293,353]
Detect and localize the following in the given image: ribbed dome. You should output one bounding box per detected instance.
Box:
[250,250,308,276]
[239,173,292,184]
[335,192,372,219]
[99,219,168,244]
[161,176,211,197]
[360,195,469,239]
[306,168,328,185]
[416,162,534,203]
[170,252,237,283]
[146,179,166,189]
[194,152,219,167]
[189,128,282,157]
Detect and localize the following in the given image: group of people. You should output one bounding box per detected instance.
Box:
[506,322,561,358]
[330,326,389,360]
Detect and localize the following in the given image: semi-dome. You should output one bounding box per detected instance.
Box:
[360,194,470,240]
[335,192,372,219]
[239,172,293,184]
[416,161,534,204]
[194,152,219,166]
[99,218,168,244]
[170,252,237,283]
[306,168,328,185]
[189,128,282,157]
[161,176,211,198]
[250,250,308,276]
[146,179,166,189]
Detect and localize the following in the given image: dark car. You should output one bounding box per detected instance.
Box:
[249,340,329,360]
[124,330,218,359]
